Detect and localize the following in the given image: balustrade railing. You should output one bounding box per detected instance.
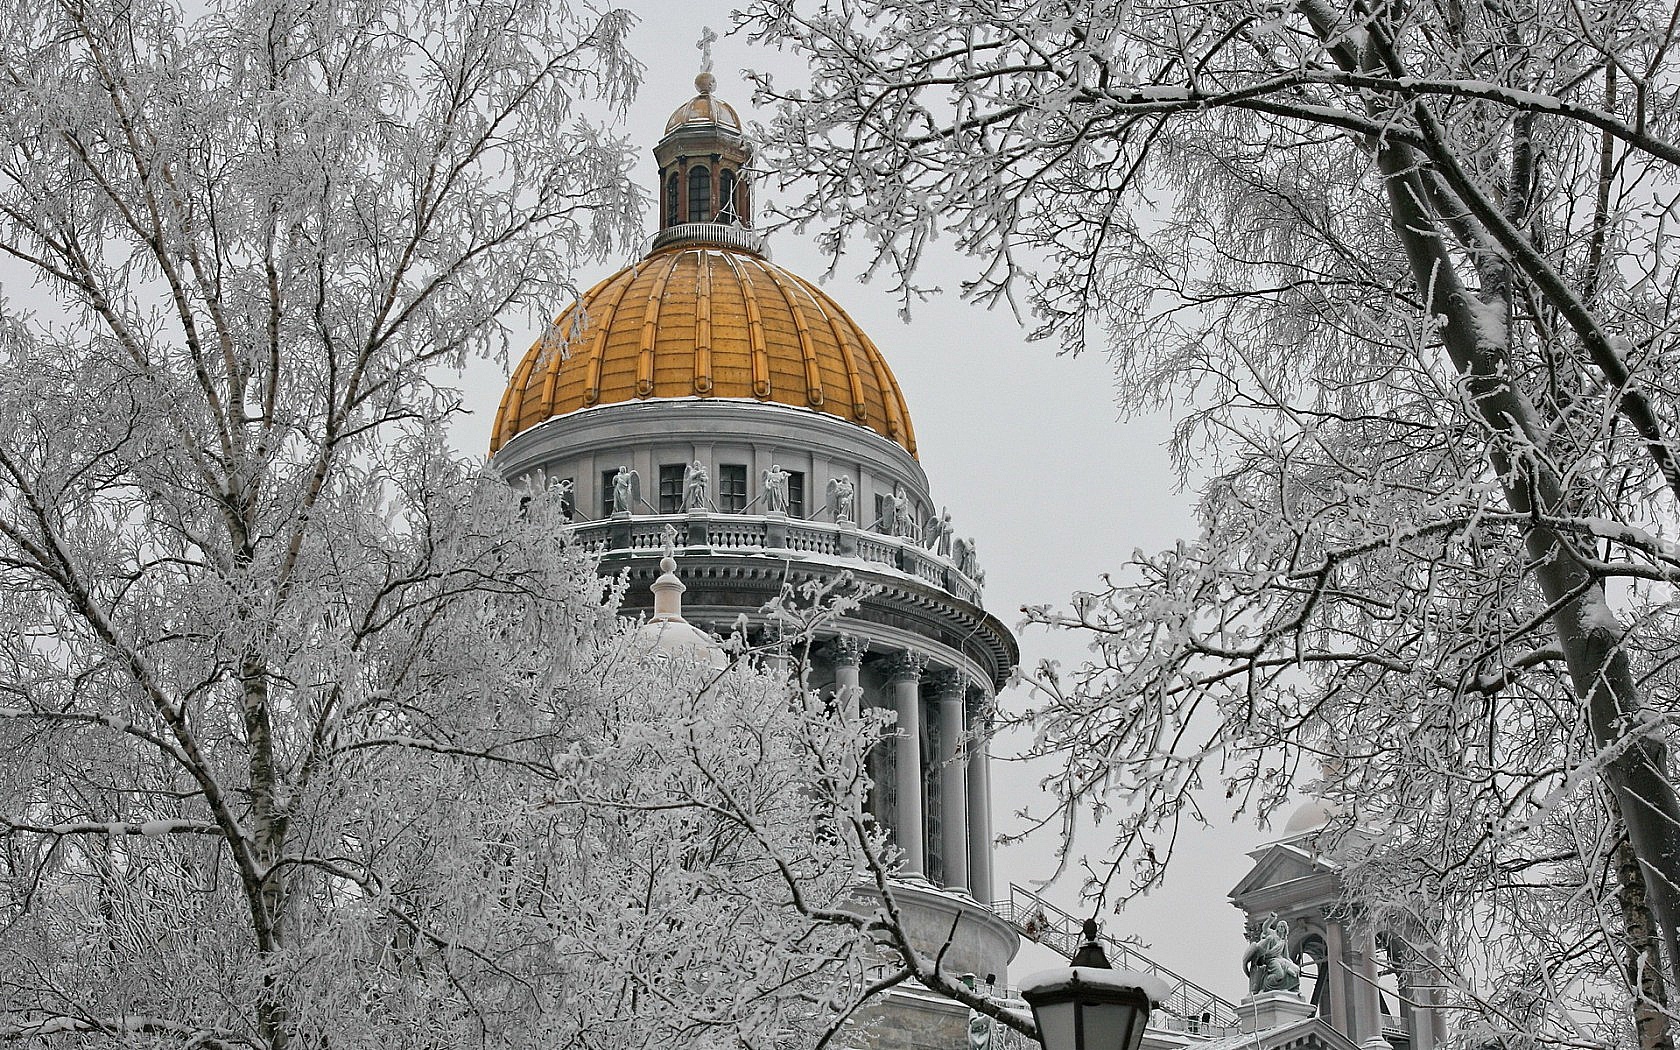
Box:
[565,512,984,605]
[993,884,1242,1036]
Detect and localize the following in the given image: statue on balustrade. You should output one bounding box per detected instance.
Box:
[1243,913,1301,995]
[934,503,960,554]
[762,463,790,514]
[828,474,855,523]
[892,491,916,539]
[683,460,709,511]
[876,487,899,534]
[611,466,638,515]
[552,477,575,519]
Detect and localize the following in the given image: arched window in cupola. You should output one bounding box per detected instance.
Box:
[687,165,712,224]
[717,169,737,224]
[665,171,679,227]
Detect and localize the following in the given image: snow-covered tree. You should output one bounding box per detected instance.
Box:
[0,0,879,1044]
[741,0,1680,1045]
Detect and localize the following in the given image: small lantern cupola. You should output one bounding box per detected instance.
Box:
[655,69,753,233]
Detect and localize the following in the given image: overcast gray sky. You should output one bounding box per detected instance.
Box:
[446,0,1274,1001]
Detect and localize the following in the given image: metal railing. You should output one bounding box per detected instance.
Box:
[649,222,769,256]
[994,884,1242,1035]
[567,512,986,606]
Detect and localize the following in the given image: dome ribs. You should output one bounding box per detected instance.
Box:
[720,251,772,399]
[693,251,714,395]
[858,325,908,450]
[492,349,536,453]
[582,267,639,407]
[492,246,919,460]
[808,284,871,423]
[540,272,614,413]
[757,259,825,408]
[636,252,684,397]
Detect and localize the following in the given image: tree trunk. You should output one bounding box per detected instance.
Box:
[1617,834,1674,1050]
[1374,129,1680,1026]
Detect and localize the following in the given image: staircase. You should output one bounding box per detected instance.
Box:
[994,884,1241,1032]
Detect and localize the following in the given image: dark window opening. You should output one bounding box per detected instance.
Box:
[717,169,737,224]
[719,464,747,512]
[687,166,712,223]
[874,493,888,530]
[786,470,805,518]
[658,464,685,514]
[665,172,679,227]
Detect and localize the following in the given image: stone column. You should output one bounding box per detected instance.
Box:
[822,635,868,816]
[1323,916,1351,1037]
[965,689,994,903]
[1354,930,1385,1048]
[824,634,865,719]
[883,651,927,877]
[1390,940,1433,1050]
[929,670,970,891]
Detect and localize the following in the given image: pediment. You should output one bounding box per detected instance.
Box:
[1228,840,1340,902]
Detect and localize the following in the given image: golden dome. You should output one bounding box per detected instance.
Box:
[492,243,918,456]
[665,73,742,135]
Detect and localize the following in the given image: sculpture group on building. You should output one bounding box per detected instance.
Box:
[1243,913,1302,995]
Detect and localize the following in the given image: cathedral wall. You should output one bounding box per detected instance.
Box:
[495,398,934,528]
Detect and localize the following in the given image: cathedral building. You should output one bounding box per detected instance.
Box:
[489,70,1020,1050]
[485,69,1412,1050]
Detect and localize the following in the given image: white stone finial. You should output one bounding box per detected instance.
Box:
[651,531,686,622]
[697,26,717,75]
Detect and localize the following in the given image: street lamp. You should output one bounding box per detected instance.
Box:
[1018,920,1170,1050]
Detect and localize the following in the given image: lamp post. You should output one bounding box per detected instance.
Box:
[1018,920,1170,1050]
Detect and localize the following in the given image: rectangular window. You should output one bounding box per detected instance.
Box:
[658,464,685,514]
[874,493,888,530]
[719,464,748,512]
[601,469,617,517]
[786,471,805,518]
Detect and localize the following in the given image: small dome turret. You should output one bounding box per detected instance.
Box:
[655,71,752,232]
[664,71,742,135]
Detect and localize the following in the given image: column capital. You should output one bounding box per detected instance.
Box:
[928,667,966,700]
[965,689,994,726]
[819,633,866,668]
[880,650,927,683]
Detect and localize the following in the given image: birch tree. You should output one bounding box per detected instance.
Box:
[0,0,879,1044]
[741,0,1680,1045]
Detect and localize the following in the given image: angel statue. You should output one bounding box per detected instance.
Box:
[762,463,790,514]
[683,460,709,511]
[828,474,855,522]
[1243,914,1301,995]
[921,511,941,549]
[611,465,638,515]
[891,491,915,538]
